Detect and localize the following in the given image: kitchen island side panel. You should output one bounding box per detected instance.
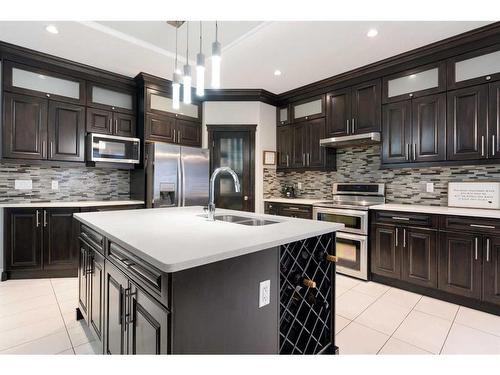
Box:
[171,247,279,354]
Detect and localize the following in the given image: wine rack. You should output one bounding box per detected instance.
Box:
[279,233,336,354]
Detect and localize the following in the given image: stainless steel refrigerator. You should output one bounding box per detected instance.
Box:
[142,142,209,208]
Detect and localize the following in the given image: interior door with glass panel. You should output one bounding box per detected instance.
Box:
[209,127,255,212]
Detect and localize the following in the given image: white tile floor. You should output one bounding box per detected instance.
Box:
[1,275,500,354]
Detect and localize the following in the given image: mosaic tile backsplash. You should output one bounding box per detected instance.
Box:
[0,162,130,202]
[263,145,500,206]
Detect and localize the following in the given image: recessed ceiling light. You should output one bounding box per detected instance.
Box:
[45,25,59,34]
[274,70,282,76]
[367,29,378,38]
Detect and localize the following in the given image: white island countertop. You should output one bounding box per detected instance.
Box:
[0,200,144,208]
[74,206,344,273]
[370,203,500,219]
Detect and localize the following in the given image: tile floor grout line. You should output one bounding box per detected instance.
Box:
[438,305,462,354]
[50,279,76,352]
[376,294,425,355]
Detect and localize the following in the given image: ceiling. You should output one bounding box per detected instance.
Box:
[0,21,493,94]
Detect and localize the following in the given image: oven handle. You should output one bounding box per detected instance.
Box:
[312,206,368,234]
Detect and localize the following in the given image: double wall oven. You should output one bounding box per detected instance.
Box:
[313,183,385,280]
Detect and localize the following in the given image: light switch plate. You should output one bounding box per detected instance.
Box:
[259,280,271,308]
[297,182,302,190]
[426,182,434,193]
[51,180,59,190]
[14,179,32,190]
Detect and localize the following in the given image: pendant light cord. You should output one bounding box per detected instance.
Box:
[175,27,178,71]
[199,21,202,52]
[215,21,218,42]
[186,22,189,62]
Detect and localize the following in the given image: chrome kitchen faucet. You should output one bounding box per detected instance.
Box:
[207,167,241,221]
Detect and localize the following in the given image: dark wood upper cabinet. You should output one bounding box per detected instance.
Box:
[483,236,500,306]
[146,88,201,122]
[438,231,482,300]
[371,224,401,279]
[447,44,500,90]
[87,83,135,115]
[176,119,202,147]
[86,108,113,135]
[383,61,446,104]
[447,85,488,161]
[412,93,446,162]
[291,122,307,168]
[277,105,290,126]
[145,113,176,143]
[490,81,500,159]
[382,100,412,164]
[307,118,326,167]
[3,92,48,160]
[402,228,437,288]
[113,112,136,137]
[48,101,85,162]
[43,208,78,270]
[351,79,382,134]
[4,209,42,271]
[3,61,85,105]
[291,96,325,122]
[276,125,292,169]
[326,87,351,137]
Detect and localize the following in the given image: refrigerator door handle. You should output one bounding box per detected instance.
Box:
[180,154,186,206]
[177,153,183,207]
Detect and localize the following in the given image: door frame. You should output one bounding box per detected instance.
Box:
[206,124,256,212]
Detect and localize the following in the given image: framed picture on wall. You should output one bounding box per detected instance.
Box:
[263,151,276,165]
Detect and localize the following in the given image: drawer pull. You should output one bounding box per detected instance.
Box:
[470,224,495,229]
[475,237,479,260]
[486,238,490,262]
[286,207,301,211]
[392,216,410,221]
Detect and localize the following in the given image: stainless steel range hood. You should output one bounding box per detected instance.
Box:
[320,132,380,148]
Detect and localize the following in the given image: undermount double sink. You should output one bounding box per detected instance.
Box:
[201,214,279,226]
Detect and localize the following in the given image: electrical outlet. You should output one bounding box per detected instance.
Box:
[259,280,271,308]
[426,182,434,193]
[297,182,302,190]
[14,179,32,190]
[51,180,59,190]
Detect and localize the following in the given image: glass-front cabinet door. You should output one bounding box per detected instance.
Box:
[448,45,500,89]
[3,61,85,104]
[383,62,446,103]
[87,84,135,114]
[146,88,201,122]
[291,96,325,121]
[277,105,289,125]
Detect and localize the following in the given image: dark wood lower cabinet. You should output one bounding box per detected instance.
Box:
[371,224,400,279]
[482,236,500,305]
[438,232,482,299]
[104,261,128,355]
[43,209,78,270]
[264,202,312,219]
[402,228,437,288]
[89,249,105,343]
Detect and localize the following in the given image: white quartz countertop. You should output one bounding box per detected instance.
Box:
[370,203,500,219]
[74,206,344,273]
[0,200,144,208]
[264,198,327,205]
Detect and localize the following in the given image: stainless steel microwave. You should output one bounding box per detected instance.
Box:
[87,133,140,164]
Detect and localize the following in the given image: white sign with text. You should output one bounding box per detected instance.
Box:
[448,182,500,209]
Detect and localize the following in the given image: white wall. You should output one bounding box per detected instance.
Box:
[203,101,276,213]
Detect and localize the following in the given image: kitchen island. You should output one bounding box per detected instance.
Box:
[73,206,343,355]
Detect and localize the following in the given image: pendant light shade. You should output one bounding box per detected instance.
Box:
[183,22,192,105]
[172,25,181,110]
[211,21,221,89]
[196,22,205,97]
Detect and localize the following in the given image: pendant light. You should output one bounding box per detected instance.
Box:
[211,21,221,89]
[183,22,192,104]
[172,26,181,110]
[196,21,205,97]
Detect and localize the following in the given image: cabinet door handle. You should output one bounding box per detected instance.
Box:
[115,119,118,134]
[36,210,40,227]
[178,131,181,143]
[493,135,496,156]
[475,237,478,260]
[403,228,406,248]
[43,210,47,227]
[108,118,112,132]
[346,119,350,134]
[42,141,46,158]
[392,216,410,221]
[481,136,485,157]
[49,142,53,158]
[286,154,289,167]
[395,227,399,247]
[352,118,355,134]
[173,129,176,143]
[413,144,416,161]
[118,286,124,326]
[406,144,410,161]
[307,153,310,166]
[302,153,305,166]
[470,224,495,229]
[486,238,490,262]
